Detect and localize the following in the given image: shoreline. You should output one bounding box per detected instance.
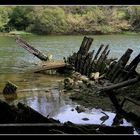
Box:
[0,31,140,37]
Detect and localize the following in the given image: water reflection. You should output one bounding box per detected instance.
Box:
[16,90,132,127]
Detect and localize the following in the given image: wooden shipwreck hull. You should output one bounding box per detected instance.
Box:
[66,36,140,84]
[1,35,138,134]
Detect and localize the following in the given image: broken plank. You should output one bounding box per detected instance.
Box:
[98,76,140,92]
[16,36,48,61]
[93,44,104,61]
[34,62,67,73]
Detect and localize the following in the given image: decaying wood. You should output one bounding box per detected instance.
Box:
[3,81,17,94]
[16,36,48,61]
[78,36,93,55]
[99,76,140,92]
[107,48,133,81]
[121,97,140,108]
[67,36,140,89]
[125,53,140,71]
[106,91,140,130]
[93,44,104,61]
[33,61,67,73]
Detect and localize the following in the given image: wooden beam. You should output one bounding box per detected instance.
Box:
[16,36,48,61]
[98,76,140,92]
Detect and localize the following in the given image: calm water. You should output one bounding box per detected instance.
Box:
[0,34,140,132]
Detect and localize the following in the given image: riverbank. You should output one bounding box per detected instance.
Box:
[1,30,140,37]
[0,31,33,36]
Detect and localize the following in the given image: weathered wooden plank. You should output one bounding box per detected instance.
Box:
[75,53,82,72]
[86,51,95,76]
[98,76,140,92]
[78,37,93,55]
[107,49,133,81]
[118,48,133,67]
[93,44,104,61]
[78,36,88,54]
[82,51,94,75]
[95,45,109,72]
[123,65,136,81]
[99,50,110,74]
[16,36,48,61]
[110,65,122,83]
[16,37,48,61]
[125,53,140,71]
[3,81,17,95]
[33,61,67,73]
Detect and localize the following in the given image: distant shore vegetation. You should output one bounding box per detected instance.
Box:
[0,6,140,35]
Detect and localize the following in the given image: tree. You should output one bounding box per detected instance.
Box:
[26,6,68,34]
[8,6,33,31]
[0,6,12,32]
[126,6,140,31]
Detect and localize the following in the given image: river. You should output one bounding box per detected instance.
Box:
[0,34,139,133]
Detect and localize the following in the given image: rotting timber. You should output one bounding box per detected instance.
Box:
[0,36,140,134]
[64,36,140,133]
[66,36,139,82]
[16,36,68,73]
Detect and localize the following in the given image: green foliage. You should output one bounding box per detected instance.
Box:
[0,7,12,32]
[0,6,140,34]
[126,6,140,31]
[26,7,68,34]
[8,6,33,31]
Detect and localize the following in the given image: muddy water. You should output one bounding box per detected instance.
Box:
[0,35,140,134]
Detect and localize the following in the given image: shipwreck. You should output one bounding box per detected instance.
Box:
[0,36,139,134]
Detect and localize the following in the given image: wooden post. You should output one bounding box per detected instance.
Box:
[3,81,17,95]
[98,76,140,92]
[125,53,140,71]
[93,44,104,61]
[107,49,133,81]
[16,37,48,61]
[78,36,93,55]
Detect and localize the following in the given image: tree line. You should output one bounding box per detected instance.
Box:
[0,6,140,35]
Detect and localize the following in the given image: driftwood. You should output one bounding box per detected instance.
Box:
[16,36,48,61]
